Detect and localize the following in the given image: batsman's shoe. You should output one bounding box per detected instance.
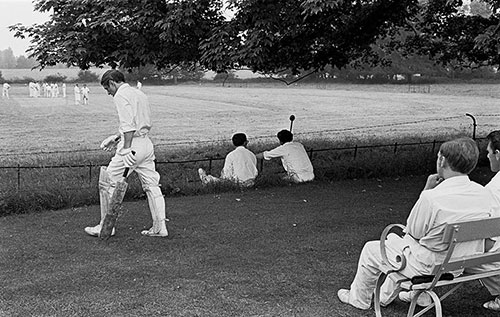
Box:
[398,291,432,307]
[84,224,115,237]
[141,227,169,237]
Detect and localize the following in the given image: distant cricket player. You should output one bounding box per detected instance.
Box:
[84,69,168,238]
[74,84,81,105]
[81,84,90,105]
[2,82,10,99]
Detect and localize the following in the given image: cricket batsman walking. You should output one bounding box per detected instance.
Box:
[84,69,168,238]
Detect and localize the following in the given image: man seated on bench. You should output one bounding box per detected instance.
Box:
[337,137,496,310]
[466,130,500,311]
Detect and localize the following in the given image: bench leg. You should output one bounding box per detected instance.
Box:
[408,290,442,317]
[407,284,463,317]
[374,273,387,317]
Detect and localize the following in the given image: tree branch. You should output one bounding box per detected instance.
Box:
[266,68,319,85]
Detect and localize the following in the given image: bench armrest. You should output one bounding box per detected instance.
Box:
[380,223,407,272]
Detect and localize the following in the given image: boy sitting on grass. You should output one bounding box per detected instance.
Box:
[256,129,314,183]
[198,133,258,187]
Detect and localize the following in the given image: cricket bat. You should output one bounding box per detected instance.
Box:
[99,167,130,240]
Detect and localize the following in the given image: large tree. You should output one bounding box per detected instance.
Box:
[10,0,419,75]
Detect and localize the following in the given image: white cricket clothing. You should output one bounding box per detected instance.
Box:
[114,83,151,137]
[2,83,10,98]
[465,172,500,297]
[88,83,167,237]
[263,142,314,182]
[74,86,81,104]
[82,86,90,97]
[346,175,495,309]
[220,146,258,183]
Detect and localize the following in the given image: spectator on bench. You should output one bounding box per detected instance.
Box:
[337,137,496,310]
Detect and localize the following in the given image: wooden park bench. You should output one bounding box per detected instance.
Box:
[373,217,500,317]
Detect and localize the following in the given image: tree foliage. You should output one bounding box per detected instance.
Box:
[10,0,419,74]
[392,0,500,69]
[76,70,99,82]
[0,48,17,68]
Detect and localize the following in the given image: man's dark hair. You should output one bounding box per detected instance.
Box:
[439,137,479,174]
[277,129,293,143]
[100,69,126,86]
[487,130,500,152]
[232,133,247,146]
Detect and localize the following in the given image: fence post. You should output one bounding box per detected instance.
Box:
[354,145,358,160]
[465,113,477,140]
[394,142,398,154]
[259,158,264,174]
[432,140,436,154]
[17,164,21,192]
[208,158,212,174]
[309,148,314,160]
[89,163,92,187]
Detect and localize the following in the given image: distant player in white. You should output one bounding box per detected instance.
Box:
[256,129,314,183]
[81,84,90,105]
[84,69,168,238]
[198,133,258,187]
[137,81,142,90]
[2,82,11,99]
[62,83,66,98]
[33,82,40,98]
[29,82,34,97]
[74,84,81,105]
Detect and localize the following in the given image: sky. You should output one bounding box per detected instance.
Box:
[0,0,50,57]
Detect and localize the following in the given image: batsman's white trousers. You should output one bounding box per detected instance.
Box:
[107,135,160,188]
[347,233,435,309]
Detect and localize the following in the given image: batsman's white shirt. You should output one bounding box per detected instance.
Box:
[263,141,314,182]
[220,146,258,183]
[114,83,151,137]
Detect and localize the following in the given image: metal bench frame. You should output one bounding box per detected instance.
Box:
[373,218,500,317]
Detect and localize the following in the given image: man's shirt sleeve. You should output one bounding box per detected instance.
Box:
[263,145,285,160]
[404,192,434,240]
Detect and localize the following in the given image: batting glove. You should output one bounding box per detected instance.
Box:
[100,134,120,151]
[118,148,136,168]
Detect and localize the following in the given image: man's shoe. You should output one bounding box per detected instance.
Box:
[84,224,115,237]
[483,297,500,311]
[198,168,207,182]
[141,227,168,237]
[337,289,351,305]
[399,291,432,307]
[337,289,370,310]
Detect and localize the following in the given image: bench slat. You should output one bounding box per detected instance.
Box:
[399,269,500,290]
[442,217,500,243]
[437,251,500,273]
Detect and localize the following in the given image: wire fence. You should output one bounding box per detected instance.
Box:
[0,113,491,193]
[1,138,478,193]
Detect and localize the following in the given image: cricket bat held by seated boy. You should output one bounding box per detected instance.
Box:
[99,167,130,240]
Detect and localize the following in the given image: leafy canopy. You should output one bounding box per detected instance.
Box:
[11,0,419,73]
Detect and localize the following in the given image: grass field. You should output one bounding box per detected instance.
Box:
[1,82,500,162]
[1,172,499,317]
[2,83,500,316]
